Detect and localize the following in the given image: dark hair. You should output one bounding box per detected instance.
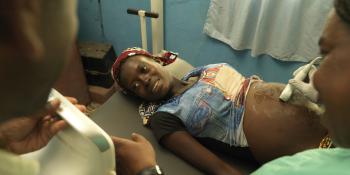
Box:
[335,0,350,25]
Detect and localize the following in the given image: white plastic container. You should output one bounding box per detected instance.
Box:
[22,89,116,175]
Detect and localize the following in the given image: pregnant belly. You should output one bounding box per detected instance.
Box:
[242,81,327,163]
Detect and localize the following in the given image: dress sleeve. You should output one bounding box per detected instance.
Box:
[149,111,186,142]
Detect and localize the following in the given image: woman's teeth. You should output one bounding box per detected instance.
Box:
[152,80,159,93]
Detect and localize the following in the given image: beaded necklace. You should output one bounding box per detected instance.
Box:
[319,135,333,148]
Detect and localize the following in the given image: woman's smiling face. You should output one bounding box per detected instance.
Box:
[119,55,175,101]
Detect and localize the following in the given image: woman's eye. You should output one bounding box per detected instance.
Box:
[141,65,148,73]
[132,82,140,90]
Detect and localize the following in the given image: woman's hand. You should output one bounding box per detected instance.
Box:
[0,97,86,154]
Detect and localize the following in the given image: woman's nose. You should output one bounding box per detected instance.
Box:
[139,74,151,86]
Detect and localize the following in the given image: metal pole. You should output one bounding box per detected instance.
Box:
[138,10,148,50]
[151,0,164,54]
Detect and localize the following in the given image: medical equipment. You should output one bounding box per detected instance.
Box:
[279,57,323,102]
[49,89,113,152]
[23,89,116,175]
[127,8,159,51]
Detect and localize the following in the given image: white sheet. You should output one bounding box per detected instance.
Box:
[204,0,333,62]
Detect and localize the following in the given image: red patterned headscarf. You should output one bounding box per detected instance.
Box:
[111,47,178,89]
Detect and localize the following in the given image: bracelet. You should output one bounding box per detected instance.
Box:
[138,165,164,175]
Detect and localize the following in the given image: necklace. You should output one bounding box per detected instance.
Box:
[319,135,333,148]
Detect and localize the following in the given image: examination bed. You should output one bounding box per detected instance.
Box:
[91,91,258,174]
[22,58,258,175]
[90,58,259,174]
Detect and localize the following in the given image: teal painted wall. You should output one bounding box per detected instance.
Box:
[78,0,304,83]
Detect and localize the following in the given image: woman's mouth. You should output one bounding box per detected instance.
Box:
[152,80,160,93]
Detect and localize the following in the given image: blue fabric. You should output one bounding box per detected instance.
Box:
[157,63,249,146]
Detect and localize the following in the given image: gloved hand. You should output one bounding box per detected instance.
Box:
[289,65,319,102]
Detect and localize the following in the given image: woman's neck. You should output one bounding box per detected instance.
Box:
[170,77,198,97]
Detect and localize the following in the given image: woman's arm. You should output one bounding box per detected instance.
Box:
[161,131,243,175]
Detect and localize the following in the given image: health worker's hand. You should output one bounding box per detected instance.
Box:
[290,65,319,102]
[0,97,86,154]
[111,133,156,175]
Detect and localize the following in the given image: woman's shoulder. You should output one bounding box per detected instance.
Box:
[201,63,231,68]
[197,63,235,72]
[183,63,233,80]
